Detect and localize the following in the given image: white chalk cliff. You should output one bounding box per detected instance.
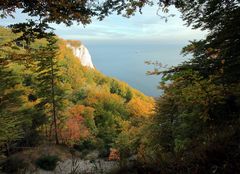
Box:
[67,42,94,69]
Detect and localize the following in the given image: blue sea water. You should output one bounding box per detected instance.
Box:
[85,40,189,97]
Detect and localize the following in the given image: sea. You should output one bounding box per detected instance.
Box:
[85,40,189,97]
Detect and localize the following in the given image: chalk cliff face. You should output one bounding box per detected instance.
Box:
[66,42,94,69]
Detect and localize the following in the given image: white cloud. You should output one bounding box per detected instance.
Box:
[1,5,206,43]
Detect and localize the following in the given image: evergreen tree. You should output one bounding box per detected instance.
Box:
[0,39,25,155]
[33,35,64,144]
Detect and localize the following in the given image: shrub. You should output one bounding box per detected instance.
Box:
[108,148,120,161]
[35,155,60,171]
[2,156,28,173]
[73,139,96,152]
[99,146,110,158]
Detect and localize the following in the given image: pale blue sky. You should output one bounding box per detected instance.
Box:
[54,6,206,43]
[0,6,206,44]
[0,5,206,96]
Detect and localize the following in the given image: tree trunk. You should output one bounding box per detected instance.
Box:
[5,143,10,156]
[50,57,59,145]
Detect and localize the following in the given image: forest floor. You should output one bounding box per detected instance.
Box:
[33,158,120,174]
[2,145,120,174]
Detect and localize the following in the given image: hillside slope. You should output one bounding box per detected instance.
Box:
[0,26,155,173]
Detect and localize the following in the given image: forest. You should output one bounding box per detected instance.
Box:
[0,0,240,174]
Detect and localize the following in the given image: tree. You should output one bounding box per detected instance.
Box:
[2,0,238,36]
[33,35,64,144]
[0,0,97,25]
[127,97,154,118]
[0,0,173,44]
[1,1,239,172]
[110,80,122,95]
[142,1,240,173]
[0,34,25,155]
[61,105,95,145]
[125,88,133,102]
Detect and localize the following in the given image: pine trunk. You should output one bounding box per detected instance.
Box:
[50,57,59,145]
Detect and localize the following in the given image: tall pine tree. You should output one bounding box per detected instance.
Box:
[33,35,64,145]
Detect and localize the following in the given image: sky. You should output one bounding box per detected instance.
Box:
[0,5,206,44]
[0,5,207,96]
[54,6,206,44]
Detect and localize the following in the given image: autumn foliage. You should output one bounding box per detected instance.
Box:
[0,27,155,171]
[61,105,94,145]
[127,97,154,117]
[108,148,120,161]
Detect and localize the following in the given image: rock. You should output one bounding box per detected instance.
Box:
[67,42,95,69]
[84,150,99,160]
[28,158,120,174]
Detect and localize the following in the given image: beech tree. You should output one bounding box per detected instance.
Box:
[61,105,95,145]
[2,0,238,47]
[141,1,240,173]
[0,0,96,25]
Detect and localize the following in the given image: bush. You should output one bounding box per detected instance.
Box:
[35,155,60,171]
[73,139,97,152]
[99,147,110,158]
[2,156,28,173]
